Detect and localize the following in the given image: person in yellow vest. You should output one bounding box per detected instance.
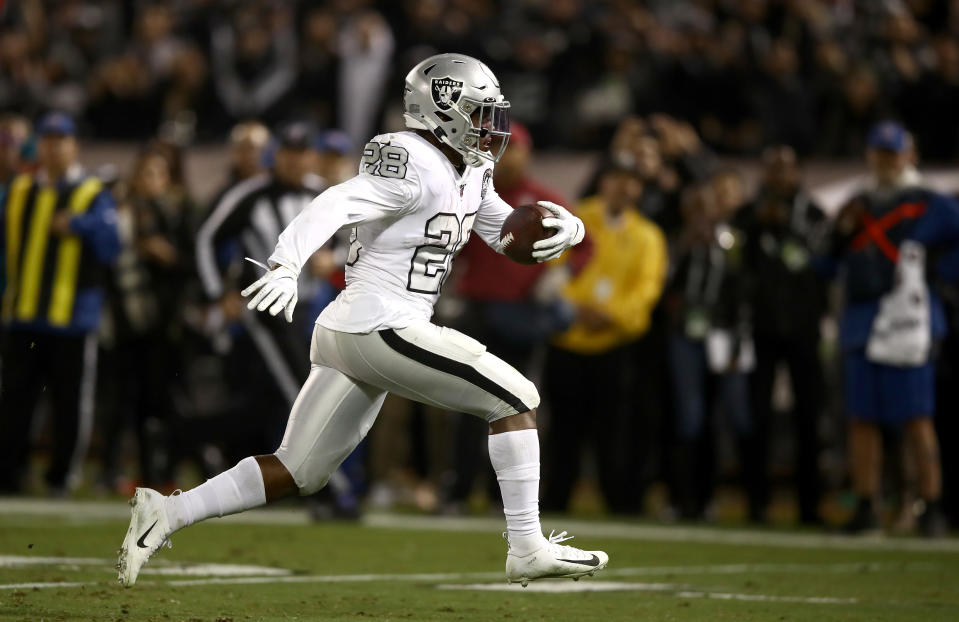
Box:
[541,164,668,513]
[0,112,119,495]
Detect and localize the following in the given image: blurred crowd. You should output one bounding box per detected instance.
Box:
[1,0,959,158]
[1,105,958,538]
[2,0,959,538]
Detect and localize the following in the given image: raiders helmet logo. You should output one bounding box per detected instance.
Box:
[431,77,463,110]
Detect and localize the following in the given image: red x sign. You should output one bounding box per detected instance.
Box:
[850,201,926,262]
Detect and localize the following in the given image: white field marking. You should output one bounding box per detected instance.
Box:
[0,581,96,590]
[139,563,290,577]
[440,581,859,604]
[0,561,940,591]
[603,561,942,577]
[0,555,106,566]
[0,577,862,605]
[2,497,959,553]
[0,555,290,577]
[675,590,858,605]
[165,571,504,587]
[437,581,680,593]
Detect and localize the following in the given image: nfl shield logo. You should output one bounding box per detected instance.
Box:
[431,77,463,110]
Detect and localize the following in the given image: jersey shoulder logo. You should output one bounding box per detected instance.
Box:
[481,169,493,200]
[431,77,463,110]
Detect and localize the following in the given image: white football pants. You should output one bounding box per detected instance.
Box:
[274,321,539,494]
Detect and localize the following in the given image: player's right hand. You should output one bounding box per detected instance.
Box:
[241,264,299,323]
[532,201,585,263]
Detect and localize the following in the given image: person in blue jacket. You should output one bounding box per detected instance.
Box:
[823,121,956,536]
[0,112,120,495]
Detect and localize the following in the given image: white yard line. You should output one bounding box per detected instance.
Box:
[2,497,958,553]
[0,560,939,591]
[0,555,290,577]
[603,561,940,576]
[674,590,858,604]
[0,581,96,590]
[438,581,859,603]
[0,555,106,566]
[437,581,681,593]
[0,575,862,606]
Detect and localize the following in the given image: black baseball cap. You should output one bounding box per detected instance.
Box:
[276,122,316,151]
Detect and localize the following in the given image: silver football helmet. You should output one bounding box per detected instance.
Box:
[403,53,511,168]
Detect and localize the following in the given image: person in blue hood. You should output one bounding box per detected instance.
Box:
[822,121,957,536]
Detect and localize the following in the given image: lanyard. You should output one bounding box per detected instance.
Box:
[685,243,725,306]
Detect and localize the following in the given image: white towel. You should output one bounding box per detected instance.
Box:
[866,240,931,367]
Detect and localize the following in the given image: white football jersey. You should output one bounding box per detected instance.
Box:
[269,131,512,332]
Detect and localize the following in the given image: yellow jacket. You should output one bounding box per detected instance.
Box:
[552,197,667,355]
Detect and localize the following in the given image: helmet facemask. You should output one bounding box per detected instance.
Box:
[455,98,511,167]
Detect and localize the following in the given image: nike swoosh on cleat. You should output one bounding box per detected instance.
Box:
[136,520,158,549]
[556,554,601,567]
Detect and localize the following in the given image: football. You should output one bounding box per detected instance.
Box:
[498,203,556,265]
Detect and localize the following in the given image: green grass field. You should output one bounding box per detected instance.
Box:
[1,500,957,621]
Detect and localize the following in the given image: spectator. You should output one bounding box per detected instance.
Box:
[711,168,747,223]
[649,114,714,184]
[542,164,667,513]
[582,117,683,234]
[210,4,297,129]
[0,29,41,117]
[936,240,959,529]
[738,146,828,524]
[823,121,957,537]
[664,183,753,521]
[314,129,355,185]
[0,112,119,494]
[209,121,271,206]
[337,9,394,145]
[1,1,958,159]
[819,64,887,156]
[86,50,161,139]
[296,7,340,128]
[0,113,29,186]
[0,112,30,374]
[752,39,815,155]
[634,134,681,235]
[904,35,959,161]
[0,113,30,221]
[99,146,198,492]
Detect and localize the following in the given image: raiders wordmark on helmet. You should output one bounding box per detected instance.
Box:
[431,77,463,110]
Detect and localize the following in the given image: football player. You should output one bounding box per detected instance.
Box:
[118,53,605,587]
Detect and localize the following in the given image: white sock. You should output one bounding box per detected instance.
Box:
[165,457,267,532]
[489,429,547,554]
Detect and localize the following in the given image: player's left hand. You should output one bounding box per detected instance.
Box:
[241,263,299,323]
[532,201,585,263]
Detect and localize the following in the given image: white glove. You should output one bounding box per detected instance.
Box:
[241,262,299,323]
[532,200,585,262]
